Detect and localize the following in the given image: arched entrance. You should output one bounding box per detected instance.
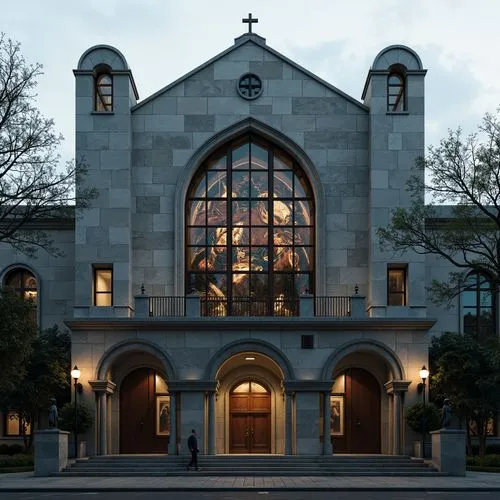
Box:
[209,342,290,454]
[322,340,406,455]
[332,368,381,453]
[119,367,170,454]
[229,380,271,453]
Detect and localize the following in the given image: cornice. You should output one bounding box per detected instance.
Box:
[65,317,436,331]
[384,380,412,394]
[168,380,217,392]
[89,379,117,394]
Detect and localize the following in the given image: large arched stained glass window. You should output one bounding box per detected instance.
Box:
[186,136,315,316]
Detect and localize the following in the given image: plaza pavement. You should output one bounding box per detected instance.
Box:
[1,471,500,492]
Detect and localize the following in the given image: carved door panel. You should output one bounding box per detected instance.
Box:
[230,414,250,453]
[120,367,168,454]
[250,414,271,453]
[348,368,381,453]
[229,380,271,453]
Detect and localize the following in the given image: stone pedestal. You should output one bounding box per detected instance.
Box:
[34,429,69,476]
[430,429,466,476]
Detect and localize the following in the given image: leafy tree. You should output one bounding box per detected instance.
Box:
[0,289,37,400]
[405,402,441,435]
[2,326,71,451]
[430,331,500,457]
[0,33,96,257]
[378,109,500,303]
[59,402,94,435]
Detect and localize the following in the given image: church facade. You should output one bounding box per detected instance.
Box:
[2,27,483,456]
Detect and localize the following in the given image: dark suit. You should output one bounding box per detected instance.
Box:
[187,434,199,470]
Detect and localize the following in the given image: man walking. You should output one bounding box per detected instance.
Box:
[186,429,200,471]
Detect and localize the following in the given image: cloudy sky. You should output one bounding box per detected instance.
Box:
[3,0,498,162]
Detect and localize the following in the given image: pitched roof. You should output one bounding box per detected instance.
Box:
[132,32,368,112]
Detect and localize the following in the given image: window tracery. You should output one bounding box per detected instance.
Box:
[186,136,315,316]
[95,72,113,112]
[387,66,406,112]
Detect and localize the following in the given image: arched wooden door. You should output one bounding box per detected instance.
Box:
[230,380,271,453]
[120,367,169,454]
[332,367,381,454]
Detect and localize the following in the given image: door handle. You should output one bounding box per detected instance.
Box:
[140,418,144,429]
[356,418,361,428]
[244,426,249,437]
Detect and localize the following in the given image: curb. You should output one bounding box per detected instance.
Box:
[0,487,499,492]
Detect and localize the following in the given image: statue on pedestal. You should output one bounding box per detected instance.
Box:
[48,398,58,429]
[441,398,452,429]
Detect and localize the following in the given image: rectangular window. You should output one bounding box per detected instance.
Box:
[5,411,31,436]
[94,267,113,306]
[387,267,407,306]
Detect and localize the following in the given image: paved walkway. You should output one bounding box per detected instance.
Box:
[0,472,500,491]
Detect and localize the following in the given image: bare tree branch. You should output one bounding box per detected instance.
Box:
[0,33,97,257]
[378,109,500,304]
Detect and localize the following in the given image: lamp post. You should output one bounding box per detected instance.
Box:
[419,365,429,458]
[71,365,81,459]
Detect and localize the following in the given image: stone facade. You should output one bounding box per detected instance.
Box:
[2,32,477,456]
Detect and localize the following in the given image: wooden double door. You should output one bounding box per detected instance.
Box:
[332,368,381,454]
[230,381,271,453]
[120,367,169,454]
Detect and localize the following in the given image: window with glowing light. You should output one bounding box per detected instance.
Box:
[186,136,315,316]
[4,268,37,322]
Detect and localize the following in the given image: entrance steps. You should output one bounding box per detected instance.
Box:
[58,454,444,476]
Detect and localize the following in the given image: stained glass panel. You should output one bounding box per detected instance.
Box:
[186,136,315,315]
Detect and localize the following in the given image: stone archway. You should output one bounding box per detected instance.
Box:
[210,344,290,454]
[91,340,178,455]
[321,340,410,455]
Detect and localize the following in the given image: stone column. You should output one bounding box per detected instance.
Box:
[99,392,107,455]
[323,391,333,455]
[384,380,411,455]
[208,391,216,455]
[285,391,293,455]
[89,380,117,456]
[169,392,177,455]
[393,391,402,455]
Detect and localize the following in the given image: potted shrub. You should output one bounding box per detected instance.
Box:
[405,402,441,458]
[58,402,94,458]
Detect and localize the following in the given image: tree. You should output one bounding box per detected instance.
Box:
[430,331,500,457]
[2,326,71,451]
[0,289,37,400]
[0,33,96,257]
[378,109,500,303]
[59,402,94,436]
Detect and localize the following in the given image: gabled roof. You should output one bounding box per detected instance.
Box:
[132,33,368,112]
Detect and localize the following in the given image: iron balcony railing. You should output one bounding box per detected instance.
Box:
[314,296,351,317]
[146,295,352,318]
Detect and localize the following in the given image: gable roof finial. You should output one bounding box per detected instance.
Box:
[242,13,258,33]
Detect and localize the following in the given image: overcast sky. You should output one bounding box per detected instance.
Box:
[3,0,499,162]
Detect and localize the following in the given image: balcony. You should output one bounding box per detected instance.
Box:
[138,294,364,319]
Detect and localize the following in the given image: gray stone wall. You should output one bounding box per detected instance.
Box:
[74,46,137,318]
[363,46,427,318]
[130,38,369,298]
[0,228,75,331]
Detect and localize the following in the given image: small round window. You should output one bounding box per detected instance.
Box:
[237,73,263,100]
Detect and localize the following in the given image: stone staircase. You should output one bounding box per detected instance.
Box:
[58,454,444,476]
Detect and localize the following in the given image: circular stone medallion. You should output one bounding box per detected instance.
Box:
[237,73,263,100]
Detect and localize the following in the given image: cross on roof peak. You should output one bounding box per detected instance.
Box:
[242,13,258,33]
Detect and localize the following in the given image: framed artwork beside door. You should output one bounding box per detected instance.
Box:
[330,395,344,436]
[156,395,170,436]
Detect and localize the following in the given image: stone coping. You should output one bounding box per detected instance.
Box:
[66,317,436,331]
